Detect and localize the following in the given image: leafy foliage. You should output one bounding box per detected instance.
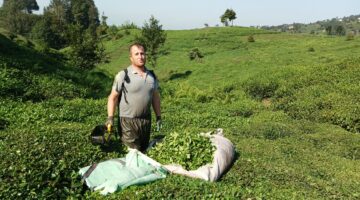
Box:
[67,24,105,70]
[247,35,255,42]
[1,0,41,35]
[0,32,110,101]
[188,48,204,61]
[346,32,355,41]
[135,15,166,68]
[220,9,237,26]
[148,130,215,170]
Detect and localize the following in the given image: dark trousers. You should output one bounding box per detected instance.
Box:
[120,117,151,152]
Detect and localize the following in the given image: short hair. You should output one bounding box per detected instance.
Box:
[129,42,146,53]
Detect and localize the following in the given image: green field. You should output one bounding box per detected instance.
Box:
[1,26,359,199]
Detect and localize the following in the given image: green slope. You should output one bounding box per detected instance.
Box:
[1,27,359,199]
[0,31,112,101]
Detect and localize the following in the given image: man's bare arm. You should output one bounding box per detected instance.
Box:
[107,89,119,118]
[152,90,161,117]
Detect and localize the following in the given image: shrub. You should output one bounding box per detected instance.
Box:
[247,35,255,42]
[115,32,124,40]
[346,32,355,41]
[120,22,139,29]
[124,29,131,35]
[245,111,295,139]
[228,101,255,118]
[255,122,294,140]
[0,118,9,130]
[273,58,360,133]
[243,75,279,100]
[189,48,204,61]
[9,32,16,40]
[307,47,315,52]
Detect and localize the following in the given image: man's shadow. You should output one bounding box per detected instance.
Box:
[168,70,192,81]
[99,138,127,153]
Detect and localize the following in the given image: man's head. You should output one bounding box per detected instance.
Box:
[129,43,146,67]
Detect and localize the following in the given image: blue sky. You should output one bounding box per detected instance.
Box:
[1,0,359,30]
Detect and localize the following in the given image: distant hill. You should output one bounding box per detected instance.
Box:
[260,14,360,35]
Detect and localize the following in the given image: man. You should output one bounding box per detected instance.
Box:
[106,43,161,152]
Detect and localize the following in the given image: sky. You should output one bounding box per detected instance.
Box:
[1,0,359,30]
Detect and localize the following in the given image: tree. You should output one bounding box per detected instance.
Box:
[33,0,72,49]
[100,12,108,26]
[45,0,72,27]
[97,12,108,36]
[325,25,332,35]
[23,0,39,13]
[67,24,104,69]
[220,9,236,26]
[2,0,40,34]
[65,0,103,69]
[135,16,166,68]
[70,0,99,35]
[3,0,39,14]
[220,14,228,27]
[293,23,302,33]
[31,15,57,49]
[335,25,345,36]
[225,9,237,26]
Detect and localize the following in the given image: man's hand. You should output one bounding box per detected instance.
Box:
[156,116,162,132]
[105,116,114,130]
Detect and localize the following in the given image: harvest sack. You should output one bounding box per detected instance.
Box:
[163,128,235,182]
[79,149,168,195]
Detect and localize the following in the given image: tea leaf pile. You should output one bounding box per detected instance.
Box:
[148,131,215,170]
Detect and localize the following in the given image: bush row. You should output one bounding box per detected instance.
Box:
[241,57,360,133]
[0,98,107,130]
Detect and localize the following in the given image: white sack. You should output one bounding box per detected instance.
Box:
[163,128,235,182]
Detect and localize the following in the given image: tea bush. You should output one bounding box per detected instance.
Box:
[0,124,125,199]
[242,74,279,100]
[188,48,204,61]
[239,111,296,139]
[346,32,355,41]
[0,98,107,130]
[0,97,120,199]
[247,35,255,42]
[307,47,315,52]
[272,58,360,133]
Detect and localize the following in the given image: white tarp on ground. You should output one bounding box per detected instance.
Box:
[163,128,235,182]
[79,149,168,195]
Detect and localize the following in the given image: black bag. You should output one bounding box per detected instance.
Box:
[90,125,112,145]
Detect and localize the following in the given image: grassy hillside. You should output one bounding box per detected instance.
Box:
[1,26,360,199]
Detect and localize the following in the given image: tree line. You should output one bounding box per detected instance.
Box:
[0,0,166,69]
[261,15,360,36]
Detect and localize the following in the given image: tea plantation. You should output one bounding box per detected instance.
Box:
[1,27,359,199]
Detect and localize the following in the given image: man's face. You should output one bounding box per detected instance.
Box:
[130,45,146,67]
